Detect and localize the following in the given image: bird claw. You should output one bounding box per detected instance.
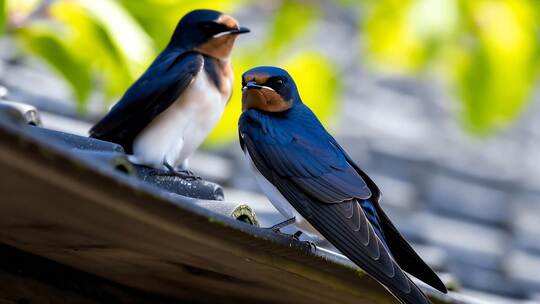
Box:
[161,162,201,180]
[175,170,202,180]
[304,240,317,252]
[264,220,316,251]
[288,230,317,251]
[156,169,201,180]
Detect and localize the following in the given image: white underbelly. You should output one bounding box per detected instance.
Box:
[243,150,322,238]
[131,70,228,169]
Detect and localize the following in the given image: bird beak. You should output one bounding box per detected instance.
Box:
[232,26,251,34]
[212,26,250,38]
[242,81,275,92]
[243,81,262,91]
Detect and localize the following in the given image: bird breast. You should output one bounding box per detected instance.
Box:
[177,70,229,159]
[131,66,230,169]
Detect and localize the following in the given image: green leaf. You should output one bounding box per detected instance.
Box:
[360,0,540,134]
[0,0,5,36]
[49,0,141,102]
[453,0,540,133]
[75,0,153,75]
[15,26,93,110]
[283,52,340,128]
[116,0,176,50]
[265,0,319,56]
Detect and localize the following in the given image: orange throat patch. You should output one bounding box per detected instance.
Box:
[242,88,290,112]
[195,35,237,60]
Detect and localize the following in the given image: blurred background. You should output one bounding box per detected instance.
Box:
[2,0,540,303]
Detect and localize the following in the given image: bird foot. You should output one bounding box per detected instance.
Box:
[303,240,317,252]
[160,162,201,180]
[264,218,315,246]
[264,226,316,251]
[289,230,317,251]
[174,169,202,181]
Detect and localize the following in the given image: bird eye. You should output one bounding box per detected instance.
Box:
[272,79,283,89]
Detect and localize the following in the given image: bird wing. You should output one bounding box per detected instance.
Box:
[239,112,432,304]
[239,111,372,203]
[90,50,204,152]
[335,142,448,293]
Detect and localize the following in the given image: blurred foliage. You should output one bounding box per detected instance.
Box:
[5,0,338,146]
[0,0,5,35]
[5,0,539,139]
[361,0,540,134]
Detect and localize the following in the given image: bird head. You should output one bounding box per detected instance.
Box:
[241,66,301,112]
[169,9,250,60]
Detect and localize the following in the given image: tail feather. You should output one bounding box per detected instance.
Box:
[374,201,448,293]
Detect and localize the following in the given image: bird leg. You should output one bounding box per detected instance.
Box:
[269,217,296,232]
[266,223,317,252]
[160,161,201,180]
[264,217,305,240]
[264,219,317,251]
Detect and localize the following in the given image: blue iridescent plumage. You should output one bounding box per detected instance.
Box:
[239,66,446,304]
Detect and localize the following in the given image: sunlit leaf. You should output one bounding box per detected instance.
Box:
[15,25,92,110]
[74,0,153,76]
[283,52,339,127]
[0,0,5,36]
[362,0,458,72]
[49,1,139,101]
[265,0,319,56]
[453,0,540,133]
[361,0,423,71]
[360,0,540,134]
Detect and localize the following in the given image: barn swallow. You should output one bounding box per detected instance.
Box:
[90,9,249,177]
[238,66,447,304]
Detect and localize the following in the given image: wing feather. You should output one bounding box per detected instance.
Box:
[239,110,371,203]
[240,132,430,304]
[90,51,204,152]
[334,140,448,293]
[272,174,430,304]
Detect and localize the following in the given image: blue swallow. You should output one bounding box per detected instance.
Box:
[90,9,249,177]
[238,66,447,304]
